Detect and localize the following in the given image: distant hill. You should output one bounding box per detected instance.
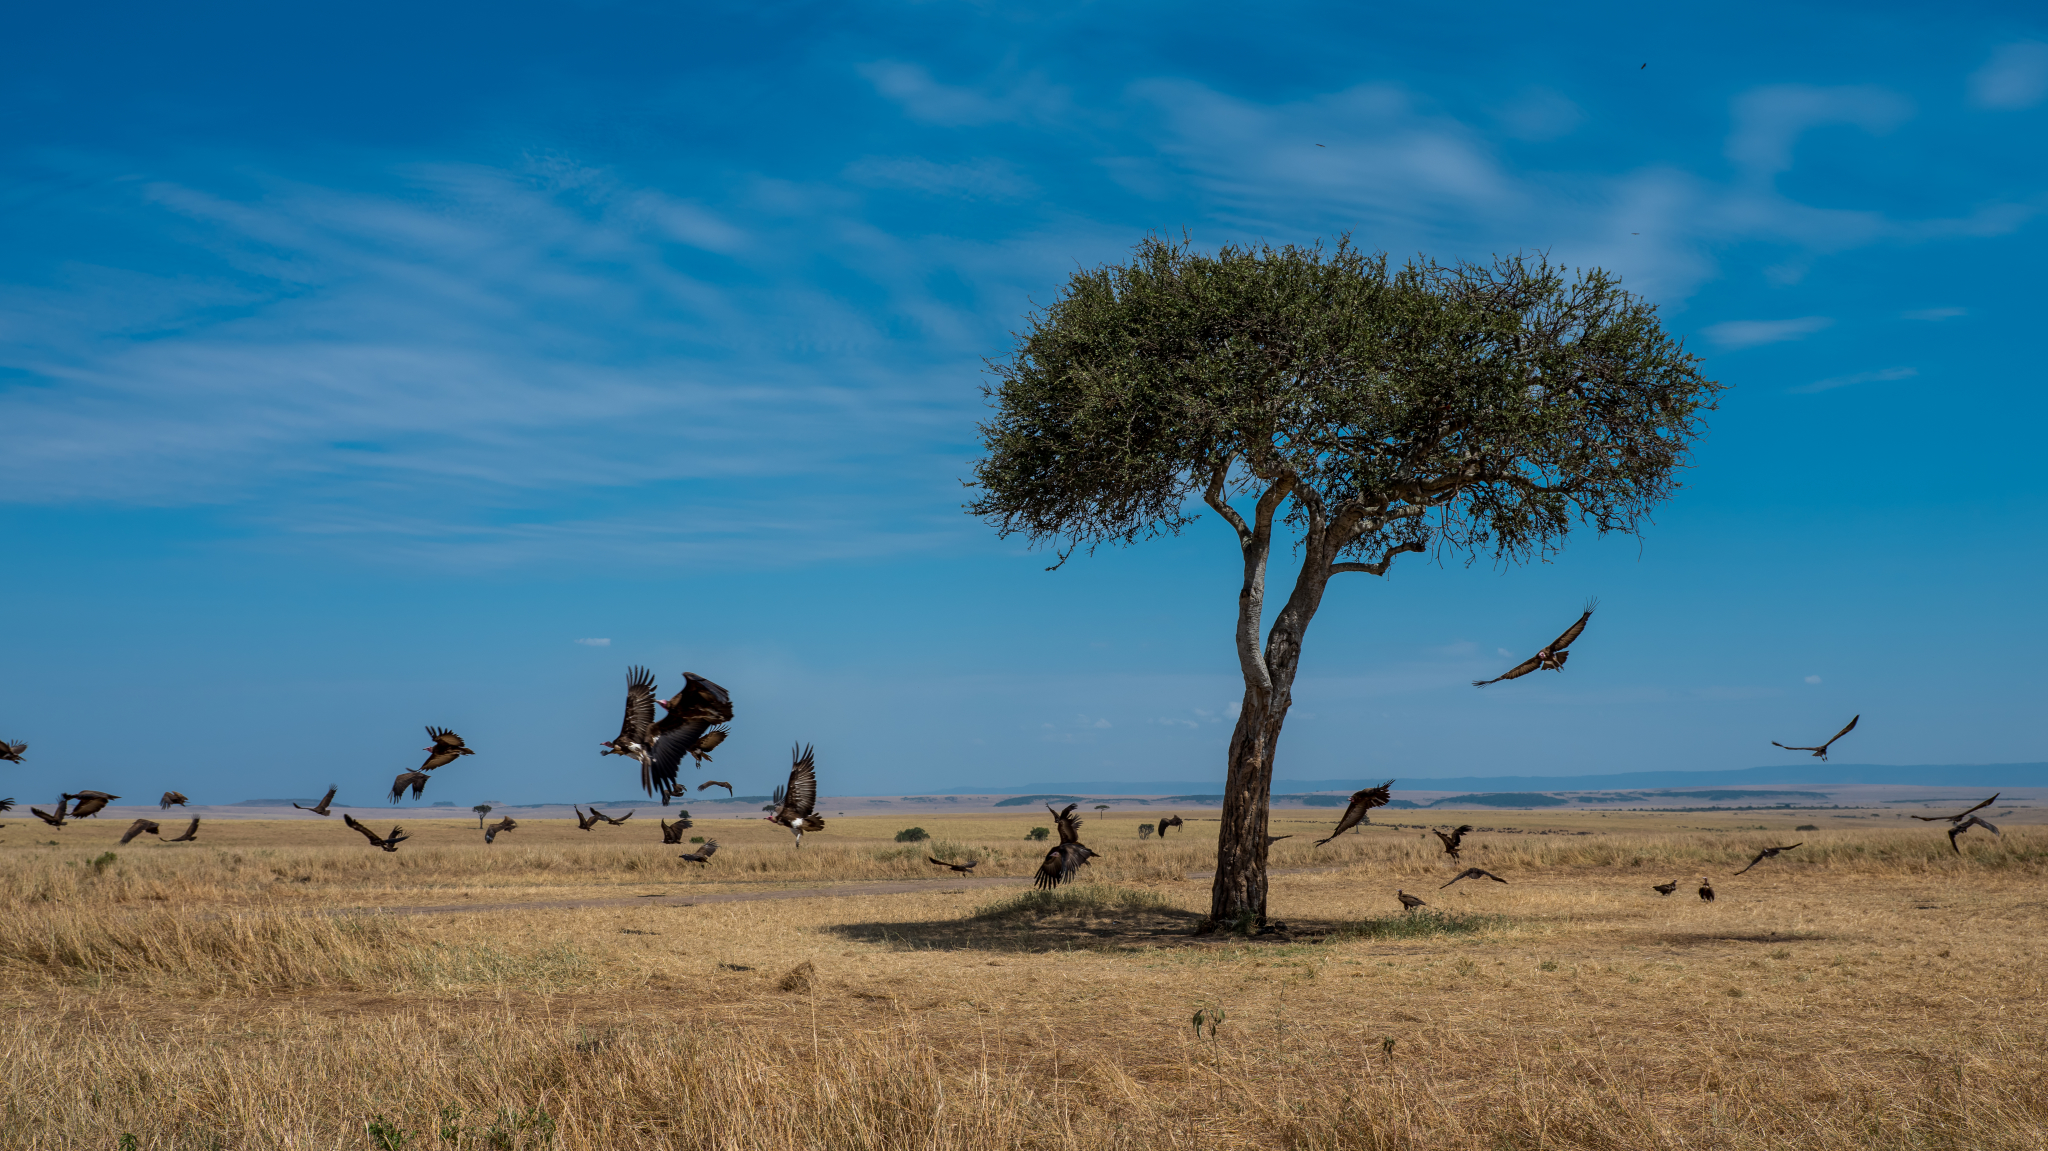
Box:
[950,762,2048,795]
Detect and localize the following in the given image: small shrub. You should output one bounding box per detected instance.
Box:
[1335,910,1504,941]
[1026,827,1051,841]
[89,852,117,874]
[1796,824,1819,831]
[365,1116,409,1150]
[894,827,929,843]
[690,836,705,844]
[974,883,1173,921]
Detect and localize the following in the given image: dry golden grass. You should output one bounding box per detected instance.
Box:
[0,809,2042,1148]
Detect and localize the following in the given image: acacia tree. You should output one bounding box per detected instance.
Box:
[968,237,1720,930]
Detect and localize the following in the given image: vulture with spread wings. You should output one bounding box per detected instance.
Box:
[0,798,13,812]
[1433,824,1475,859]
[647,674,734,802]
[588,806,633,826]
[1732,843,1801,875]
[30,798,66,827]
[1033,803,1101,890]
[679,839,719,864]
[294,785,338,816]
[166,817,200,842]
[483,816,517,844]
[1440,867,1508,889]
[1473,601,1597,686]
[659,817,694,844]
[388,771,430,803]
[63,791,118,819]
[928,857,978,873]
[159,791,189,809]
[1772,715,1858,761]
[119,819,161,845]
[697,780,734,796]
[1913,794,1998,824]
[600,665,659,786]
[344,813,408,852]
[765,744,824,846]
[0,740,25,764]
[1314,781,1395,846]
[1155,814,1184,839]
[1947,816,2000,853]
[419,727,473,771]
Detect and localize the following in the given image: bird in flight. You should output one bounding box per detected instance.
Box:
[483,816,517,844]
[660,816,694,844]
[0,798,12,812]
[30,798,67,827]
[344,814,408,852]
[1697,877,1714,902]
[1314,781,1394,846]
[928,856,979,873]
[648,673,734,803]
[1034,803,1100,890]
[766,743,825,847]
[0,740,25,764]
[1397,890,1426,911]
[1473,601,1597,686]
[1732,843,1802,875]
[1772,715,1858,760]
[1912,794,1997,824]
[1433,824,1475,859]
[1440,867,1508,889]
[1946,815,2001,853]
[63,791,118,819]
[388,771,430,803]
[119,818,162,845]
[697,780,734,796]
[419,727,473,772]
[600,665,659,788]
[294,786,339,816]
[588,806,633,826]
[159,791,189,810]
[679,838,719,864]
[166,817,200,842]
[1155,814,1184,838]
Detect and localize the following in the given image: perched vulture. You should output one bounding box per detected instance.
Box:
[1948,816,2001,853]
[1032,803,1100,890]
[1771,715,1859,761]
[419,727,473,771]
[1397,890,1426,911]
[388,771,430,803]
[30,799,67,827]
[159,791,189,810]
[1155,814,1184,839]
[648,673,734,801]
[0,740,25,764]
[1913,794,1998,824]
[1440,867,1507,889]
[63,791,118,819]
[928,857,978,873]
[166,817,200,842]
[589,806,633,826]
[765,743,825,847]
[679,838,719,864]
[660,817,695,844]
[1652,880,1679,896]
[483,816,517,844]
[118,819,162,845]
[1314,781,1394,846]
[344,813,409,852]
[697,780,735,796]
[1472,601,1597,686]
[1733,843,1802,876]
[600,665,659,789]
[293,785,339,816]
[1433,824,1475,859]
[1697,877,1715,902]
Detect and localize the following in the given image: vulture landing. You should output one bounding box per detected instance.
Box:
[1732,843,1801,876]
[1771,715,1858,761]
[166,817,200,842]
[483,816,517,844]
[1314,782,1394,846]
[293,785,338,816]
[600,665,659,790]
[1440,867,1507,889]
[344,813,408,852]
[1155,814,1184,839]
[660,817,695,844]
[1948,816,2000,853]
[118,819,162,845]
[765,744,825,847]
[648,672,734,801]
[1433,824,1475,859]
[679,839,719,864]
[928,857,978,873]
[1472,601,1596,686]
[1913,794,1998,824]
[31,799,68,827]
[1033,803,1100,889]
[159,791,189,810]
[388,771,429,803]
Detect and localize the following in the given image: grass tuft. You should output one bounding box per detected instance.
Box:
[972,883,1175,921]
[1333,908,1506,939]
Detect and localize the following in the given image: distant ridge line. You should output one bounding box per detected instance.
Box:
[946,762,2048,795]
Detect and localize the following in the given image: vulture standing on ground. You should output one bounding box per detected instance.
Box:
[929,857,978,873]
[1733,843,1802,875]
[600,665,659,787]
[344,813,409,852]
[1772,715,1859,761]
[293,785,338,816]
[419,727,473,771]
[1652,880,1679,896]
[119,819,161,845]
[660,817,694,844]
[678,839,718,864]
[766,744,825,847]
[483,816,517,844]
[1314,781,1395,846]
[1397,890,1426,911]
[166,817,200,842]
[1433,824,1475,860]
[1472,601,1597,686]
[1440,867,1508,889]
[1033,803,1100,890]
[1155,814,1184,839]
[63,791,118,818]
[159,791,189,809]
[1697,877,1715,902]
[0,740,25,764]
[697,780,734,796]
[1946,816,2001,853]
[389,771,430,803]
[30,798,66,827]
[647,673,735,803]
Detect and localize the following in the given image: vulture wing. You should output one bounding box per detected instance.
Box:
[689,726,729,764]
[0,740,25,762]
[1918,793,1999,821]
[648,717,714,790]
[160,791,188,809]
[656,672,734,727]
[389,772,429,803]
[1733,849,1769,876]
[1314,782,1393,846]
[773,745,819,822]
[1033,845,1068,890]
[343,814,383,845]
[295,785,338,814]
[385,826,409,847]
[1049,803,1082,844]
[1546,604,1597,653]
[615,666,657,746]
[1818,715,1859,750]
[1472,654,1542,687]
[119,819,160,845]
[698,780,734,795]
[167,817,200,842]
[0,798,12,812]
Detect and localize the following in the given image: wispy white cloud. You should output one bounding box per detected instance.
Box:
[1789,366,1915,394]
[573,638,611,647]
[856,61,1066,126]
[1699,316,1833,350]
[1493,86,1584,142]
[1970,42,2048,109]
[1804,675,1822,684]
[1724,85,1913,178]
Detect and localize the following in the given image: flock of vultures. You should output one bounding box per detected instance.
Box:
[0,605,2015,904]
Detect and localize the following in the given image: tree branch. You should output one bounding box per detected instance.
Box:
[1203,457,1252,546]
[1330,541,1427,576]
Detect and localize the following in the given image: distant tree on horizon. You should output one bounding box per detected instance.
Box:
[473,803,493,829]
[969,236,1719,931]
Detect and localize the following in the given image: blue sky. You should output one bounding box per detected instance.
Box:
[2,1,2044,805]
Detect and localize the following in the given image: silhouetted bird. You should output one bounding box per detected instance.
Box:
[649,673,734,801]
[697,780,734,796]
[159,791,189,809]
[0,798,13,812]
[30,798,66,827]
[0,740,25,764]
[166,817,200,842]
[344,813,408,852]
[418,727,473,771]
[118,819,161,845]
[766,744,825,847]
[1698,877,1714,902]
[483,816,517,844]
[1913,794,1998,824]
[587,806,633,826]
[1653,880,1679,896]
[1948,816,2001,853]
[294,785,338,816]
[574,806,602,831]
[660,817,694,844]
[1156,814,1184,839]
[679,839,719,863]
[1733,843,1802,875]
[600,665,659,788]
[1440,867,1507,889]
[1266,834,1293,846]
[688,726,729,765]
[929,857,978,873]
[63,791,118,818]
[1772,715,1858,761]
[1315,782,1394,846]
[1473,601,1596,686]
[1397,890,1426,911]
[1433,824,1475,859]
[1034,803,1101,889]
[389,771,429,803]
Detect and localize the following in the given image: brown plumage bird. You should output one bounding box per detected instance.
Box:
[30,798,67,827]
[648,673,734,801]
[1155,813,1184,838]
[0,798,13,812]
[389,771,430,803]
[1697,877,1714,901]
[1472,601,1596,686]
[574,806,602,831]
[418,727,473,771]
[344,813,408,852]
[589,806,632,826]
[1440,867,1507,889]
[660,816,695,844]
[118,818,162,845]
[1033,803,1101,890]
[1314,781,1394,846]
[688,726,729,765]
[294,785,339,816]
[0,740,25,763]
[697,780,734,796]
[63,791,118,818]
[1652,879,1679,895]
[1913,794,1998,824]
[928,857,978,873]
[166,817,200,842]
[1947,816,2001,853]
[159,791,189,810]
[1433,824,1475,859]
[765,743,825,847]
[679,838,719,863]
[1772,715,1858,761]
[483,816,517,844]
[1397,890,1426,911]
[600,665,659,786]
[1733,843,1802,875]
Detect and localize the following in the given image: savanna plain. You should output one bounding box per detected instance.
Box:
[1,805,2042,1150]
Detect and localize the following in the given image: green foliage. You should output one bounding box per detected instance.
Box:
[974,883,1173,921]
[89,852,117,874]
[1334,909,1505,940]
[364,1115,409,1150]
[893,827,929,843]
[1026,826,1051,841]
[689,836,705,844]
[1191,1005,1227,1038]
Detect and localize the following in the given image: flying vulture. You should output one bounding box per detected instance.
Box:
[929,857,979,873]
[1472,601,1597,686]
[1697,877,1714,902]
[30,798,66,827]
[418,727,473,771]
[1433,824,1475,859]
[1913,794,1998,824]
[1267,834,1293,846]
[166,817,200,842]
[159,791,189,809]
[660,817,694,844]
[1947,816,2001,853]
[388,771,430,803]
[292,785,338,816]
[1032,803,1101,890]
[697,780,734,796]
[118,819,162,845]
[1440,867,1507,889]
[1155,814,1184,839]
[1397,890,1426,911]
[1772,715,1858,761]
[600,665,659,788]
[689,726,729,765]
[483,816,517,844]
[344,813,408,852]
[0,740,25,764]
[63,791,118,819]
[648,673,734,801]
[679,839,719,864]
[1652,880,1679,896]
[1314,781,1395,846]
[766,744,825,846]
[1733,843,1802,876]
[588,806,632,826]
[574,806,602,831]
[0,798,13,812]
